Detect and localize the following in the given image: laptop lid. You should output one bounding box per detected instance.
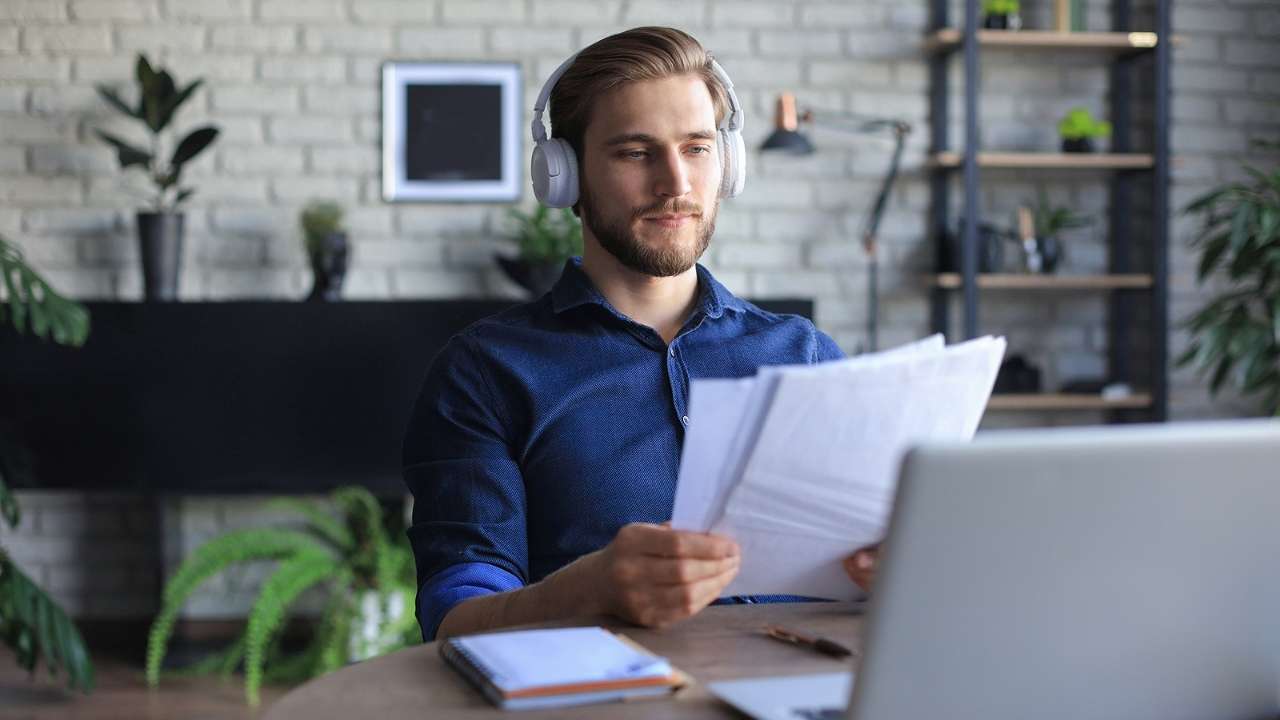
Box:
[850,419,1280,720]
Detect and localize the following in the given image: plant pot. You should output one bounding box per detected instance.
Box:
[1037,234,1064,274]
[495,255,566,298]
[982,13,1022,30]
[347,589,408,663]
[1061,137,1095,153]
[307,232,349,302]
[137,211,184,301]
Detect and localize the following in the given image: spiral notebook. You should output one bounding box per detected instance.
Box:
[439,626,687,710]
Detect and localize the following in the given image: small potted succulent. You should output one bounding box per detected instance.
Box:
[1058,107,1112,153]
[299,200,349,302]
[496,206,583,298]
[94,54,219,301]
[982,0,1023,30]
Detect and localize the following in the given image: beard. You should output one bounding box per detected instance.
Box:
[579,185,718,278]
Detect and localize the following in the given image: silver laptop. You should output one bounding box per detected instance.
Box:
[710,419,1280,720]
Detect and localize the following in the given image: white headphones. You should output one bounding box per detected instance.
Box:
[529,52,746,208]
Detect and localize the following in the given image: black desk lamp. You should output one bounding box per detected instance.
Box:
[759,92,912,353]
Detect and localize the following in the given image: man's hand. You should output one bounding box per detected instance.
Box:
[588,522,740,629]
[843,543,880,592]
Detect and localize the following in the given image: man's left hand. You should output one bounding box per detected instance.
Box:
[843,544,879,592]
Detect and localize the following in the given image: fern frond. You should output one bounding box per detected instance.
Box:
[262,497,354,553]
[242,551,339,707]
[146,528,330,688]
[0,555,94,692]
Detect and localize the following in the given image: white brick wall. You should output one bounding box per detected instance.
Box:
[1,0,1276,620]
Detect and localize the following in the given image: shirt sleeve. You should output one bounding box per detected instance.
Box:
[417,561,524,642]
[811,325,846,362]
[402,332,529,642]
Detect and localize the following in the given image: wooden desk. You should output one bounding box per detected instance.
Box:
[265,603,864,720]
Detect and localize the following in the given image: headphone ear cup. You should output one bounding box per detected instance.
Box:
[532,138,579,208]
[718,129,746,199]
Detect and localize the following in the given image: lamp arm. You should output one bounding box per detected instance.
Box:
[860,124,909,257]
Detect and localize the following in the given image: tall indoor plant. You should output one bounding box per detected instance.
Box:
[145,486,418,707]
[94,54,219,301]
[0,235,94,693]
[1178,138,1280,416]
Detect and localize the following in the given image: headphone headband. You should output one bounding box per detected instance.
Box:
[532,54,743,142]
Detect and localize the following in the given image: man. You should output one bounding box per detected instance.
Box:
[402,26,878,643]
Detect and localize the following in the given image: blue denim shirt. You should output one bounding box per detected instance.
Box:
[402,258,844,640]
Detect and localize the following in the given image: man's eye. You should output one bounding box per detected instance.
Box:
[622,150,648,159]
[688,146,712,155]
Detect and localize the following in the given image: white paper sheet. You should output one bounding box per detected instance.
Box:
[671,334,1006,599]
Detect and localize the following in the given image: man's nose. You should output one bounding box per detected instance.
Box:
[653,148,692,198]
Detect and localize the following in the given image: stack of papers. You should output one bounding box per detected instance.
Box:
[440,626,685,710]
[671,334,1006,600]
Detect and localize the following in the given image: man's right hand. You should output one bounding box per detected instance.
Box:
[586,522,740,629]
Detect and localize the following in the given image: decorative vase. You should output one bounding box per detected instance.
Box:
[347,589,407,663]
[307,232,349,302]
[495,255,566,298]
[1061,137,1095,153]
[1037,234,1064,274]
[982,13,1022,30]
[137,211,184,302]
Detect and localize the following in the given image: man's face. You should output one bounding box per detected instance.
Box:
[578,74,722,277]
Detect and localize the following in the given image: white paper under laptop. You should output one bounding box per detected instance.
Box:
[671,334,1005,599]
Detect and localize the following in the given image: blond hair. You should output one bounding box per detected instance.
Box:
[548,27,730,161]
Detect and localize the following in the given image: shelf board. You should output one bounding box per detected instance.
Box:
[924,29,1175,53]
[988,393,1153,411]
[933,273,1153,290]
[929,151,1155,169]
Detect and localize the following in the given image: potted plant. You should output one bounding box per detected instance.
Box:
[982,0,1022,30]
[496,206,583,298]
[0,234,94,694]
[300,200,350,302]
[1057,107,1112,153]
[94,54,219,301]
[1026,187,1094,274]
[145,486,419,707]
[1177,138,1280,416]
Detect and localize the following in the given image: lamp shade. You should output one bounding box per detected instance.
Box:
[760,128,814,154]
[759,92,814,155]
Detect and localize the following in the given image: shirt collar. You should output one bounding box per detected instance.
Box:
[549,257,747,320]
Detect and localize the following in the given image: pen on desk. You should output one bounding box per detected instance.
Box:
[762,624,854,659]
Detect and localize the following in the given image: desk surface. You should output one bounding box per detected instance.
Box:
[265,602,864,720]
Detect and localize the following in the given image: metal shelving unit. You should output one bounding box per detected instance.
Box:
[926,0,1172,419]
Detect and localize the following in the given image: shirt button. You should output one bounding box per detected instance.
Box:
[681,415,690,426]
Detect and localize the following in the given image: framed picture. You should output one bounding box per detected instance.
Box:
[381,61,522,202]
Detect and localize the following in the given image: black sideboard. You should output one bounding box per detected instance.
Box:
[0,299,813,496]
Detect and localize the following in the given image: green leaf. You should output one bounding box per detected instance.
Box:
[262,497,355,552]
[94,85,140,120]
[156,79,203,134]
[0,235,91,346]
[1209,354,1234,394]
[1228,201,1256,256]
[170,126,219,169]
[1196,231,1231,283]
[0,557,95,692]
[93,130,152,170]
[142,69,177,133]
[174,188,195,206]
[135,54,156,88]
[243,552,339,706]
[145,527,332,689]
